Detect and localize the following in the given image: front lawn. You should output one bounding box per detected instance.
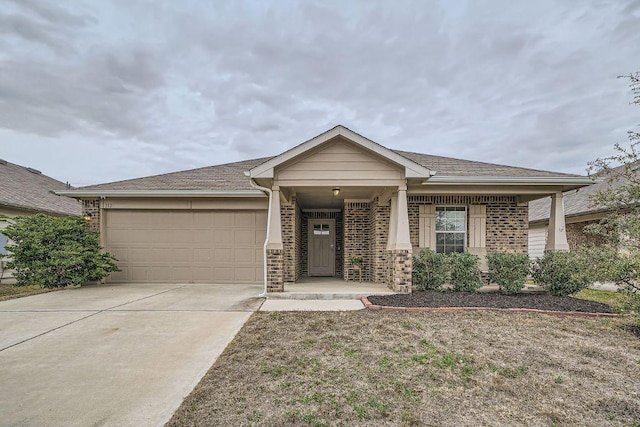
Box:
[0,283,56,301]
[168,310,640,426]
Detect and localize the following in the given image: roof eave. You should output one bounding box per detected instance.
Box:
[55,190,266,198]
[423,176,594,186]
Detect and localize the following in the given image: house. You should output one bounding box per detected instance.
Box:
[58,126,593,293]
[0,159,82,281]
[528,163,633,258]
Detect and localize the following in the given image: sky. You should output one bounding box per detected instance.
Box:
[1,0,639,187]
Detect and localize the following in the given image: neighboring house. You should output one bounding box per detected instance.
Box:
[528,163,633,258]
[59,126,592,293]
[0,159,82,281]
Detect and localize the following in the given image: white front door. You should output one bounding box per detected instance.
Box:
[308,219,335,276]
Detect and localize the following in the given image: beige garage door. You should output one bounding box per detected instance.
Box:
[106,210,266,283]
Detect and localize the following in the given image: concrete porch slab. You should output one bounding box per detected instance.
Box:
[260,299,365,311]
[268,278,395,300]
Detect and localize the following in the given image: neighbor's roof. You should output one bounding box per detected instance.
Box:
[75,150,581,193]
[0,159,81,216]
[529,163,636,223]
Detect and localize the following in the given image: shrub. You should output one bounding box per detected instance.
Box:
[487,252,531,295]
[3,214,119,288]
[448,252,483,292]
[531,251,593,296]
[412,249,449,290]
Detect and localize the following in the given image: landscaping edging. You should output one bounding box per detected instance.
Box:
[361,296,622,318]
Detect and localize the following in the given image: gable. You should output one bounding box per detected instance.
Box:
[249,125,432,180]
[275,137,404,185]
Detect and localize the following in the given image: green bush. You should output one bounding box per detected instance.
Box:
[412,249,449,291]
[531,251,593,296]
[487,252,531,295]
[3,214,119,288]
[448,252,483,292]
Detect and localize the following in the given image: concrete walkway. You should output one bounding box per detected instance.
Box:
[0,283,263,427]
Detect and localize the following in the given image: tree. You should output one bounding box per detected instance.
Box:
[3,214,119,288]
[586,73,640,320]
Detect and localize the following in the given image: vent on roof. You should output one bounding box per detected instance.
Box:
[26,167,41,175]
[0,159,7,165]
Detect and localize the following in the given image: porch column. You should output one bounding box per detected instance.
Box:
[266,185,284,292]
[267,186,283,249]
[545,192,570,252]
[388,185,412,294]
[395,186,412,251]
[386,193,398,250]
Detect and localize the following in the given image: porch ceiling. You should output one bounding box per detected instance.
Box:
[293,186,386,209]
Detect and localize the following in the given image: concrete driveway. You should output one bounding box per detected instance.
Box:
[0,283,263,427]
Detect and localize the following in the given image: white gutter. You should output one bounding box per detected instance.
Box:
[422,176,595,185]
[246,175,271,298]
[55,190,265,198]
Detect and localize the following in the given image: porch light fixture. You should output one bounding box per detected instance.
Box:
[332,187,340,196]
[83,212,93,222]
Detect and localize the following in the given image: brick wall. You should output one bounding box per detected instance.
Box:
[408,195,528,254]
[344,201,371,281]
[266,249,283,292]
[81,199,100,233]
[295,204,302,280]
[369,197,390,283]
[281,196,297,283]
[301,210,343,277]
[388,249,412,293]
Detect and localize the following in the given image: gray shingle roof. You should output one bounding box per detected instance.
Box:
[0,160,81,216]
[395,150,581,178]
[80,158,273,191]
[529,164,634,222]
[78,150,581,192]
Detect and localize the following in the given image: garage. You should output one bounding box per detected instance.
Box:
[105,210,267,284]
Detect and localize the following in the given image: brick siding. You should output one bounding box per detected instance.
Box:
[408,195,528,254]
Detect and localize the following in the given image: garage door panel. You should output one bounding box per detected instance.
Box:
[193,249,213,262]
[214,212,234,227]
[106,210,266,284]
[193,212,214,227]
[213,267,234,282]
[234,229,254,244]
[193,230,214,243]
[214,229,233,243]
[234,212,255,227]
[214,248,233,262]
[235,267,255,282]
[149,266,171,281]
[234,248,255,263]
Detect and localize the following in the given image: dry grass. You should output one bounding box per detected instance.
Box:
[0,283,56,301]
[168,311,640,427]
[576,289,628,310]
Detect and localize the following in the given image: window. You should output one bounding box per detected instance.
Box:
[0,233,7,256]
[435,206,466,253]
[313,224,330,235]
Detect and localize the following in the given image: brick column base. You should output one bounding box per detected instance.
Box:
[388,250,412,294]
[266,249,284,292]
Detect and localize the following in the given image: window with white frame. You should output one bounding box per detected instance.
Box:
[435,206,466,253]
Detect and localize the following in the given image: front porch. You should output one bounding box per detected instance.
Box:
[267,277,395,300]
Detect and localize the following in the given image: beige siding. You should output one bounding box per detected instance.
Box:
[528,224,547,259]
[276,138,403,185]
[106,210,266,284]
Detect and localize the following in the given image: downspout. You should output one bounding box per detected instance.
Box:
[247,174,271,297]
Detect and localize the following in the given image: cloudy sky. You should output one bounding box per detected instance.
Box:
[1,0,639,187]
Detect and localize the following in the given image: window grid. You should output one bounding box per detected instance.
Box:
[435,206,466,254]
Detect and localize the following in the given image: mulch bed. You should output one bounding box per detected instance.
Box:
[367,290,614,314]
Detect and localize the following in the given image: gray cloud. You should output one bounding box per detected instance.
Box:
[1,0,639,186]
